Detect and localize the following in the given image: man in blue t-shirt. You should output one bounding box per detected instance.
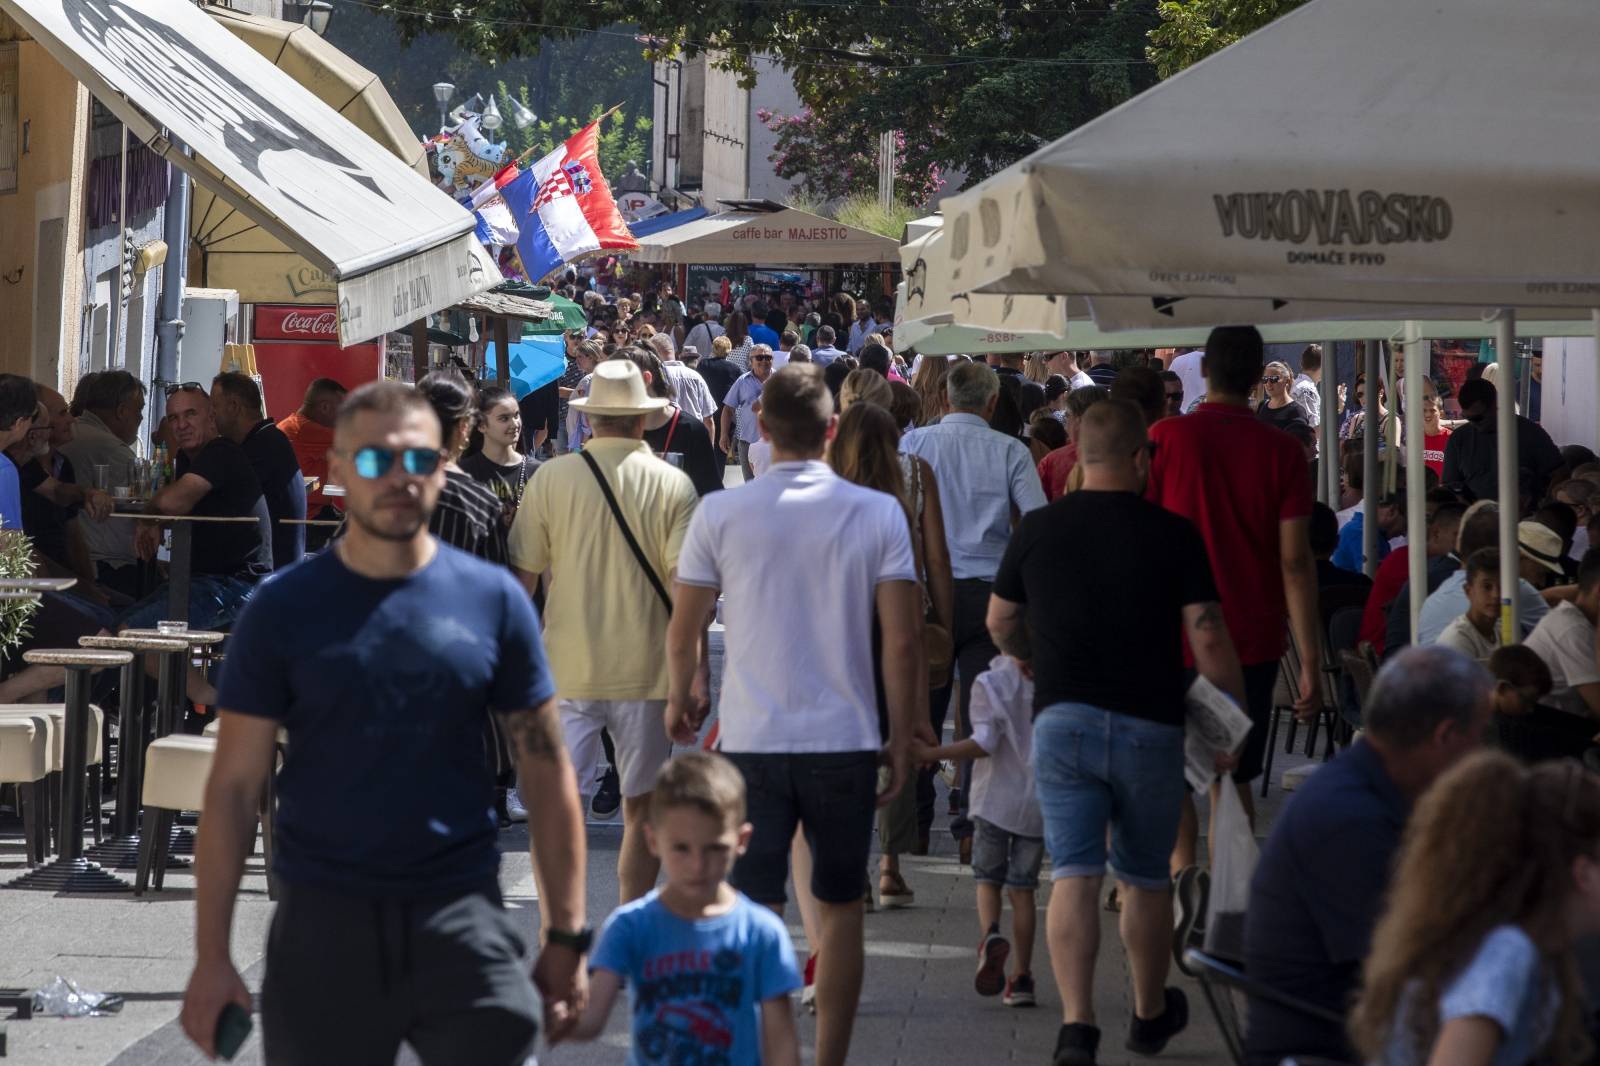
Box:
[179,381,592,1065]
[1243,645,1493,1066]
[0,373,41,532]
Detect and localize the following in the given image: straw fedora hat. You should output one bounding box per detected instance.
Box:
[568,360,669,416]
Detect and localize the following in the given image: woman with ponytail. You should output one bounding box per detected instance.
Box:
[1350,752,1600,1065]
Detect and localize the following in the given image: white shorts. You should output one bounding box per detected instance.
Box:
[559,699,672,800]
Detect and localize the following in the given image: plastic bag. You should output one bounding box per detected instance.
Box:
[31,976,123,1017]
[1203,776,1258,960]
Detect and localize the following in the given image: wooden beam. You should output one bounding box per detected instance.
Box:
[410,319,428,383]
[493,317,511,388]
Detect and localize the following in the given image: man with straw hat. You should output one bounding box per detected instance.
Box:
[510,358,701,904]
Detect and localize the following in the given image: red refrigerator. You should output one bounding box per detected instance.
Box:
[249,305,384,421]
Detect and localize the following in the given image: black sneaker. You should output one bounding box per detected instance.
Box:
[1126,987,1189,1056]
[1054,1022,1100,1066]
[590,768,621,819]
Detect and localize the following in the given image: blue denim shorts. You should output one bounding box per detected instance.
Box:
[971,817,1043,889]
[1031,703,1185,890]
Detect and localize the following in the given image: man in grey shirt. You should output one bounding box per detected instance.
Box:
[59,370,144,599]
[901,361,1046,852]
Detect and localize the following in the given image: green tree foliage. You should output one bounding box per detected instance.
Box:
[492,93,652,176]
[1146,0,1303,78]
[374,0,1162,185]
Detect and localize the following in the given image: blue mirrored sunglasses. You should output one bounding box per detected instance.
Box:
[350,446,441,480]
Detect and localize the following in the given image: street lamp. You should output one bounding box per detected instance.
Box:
[480,94,503,132]
[304,0,332,36]
[432,82,455,132]
[284,0,333,35]
[507,96,537,129]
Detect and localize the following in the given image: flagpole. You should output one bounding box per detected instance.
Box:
[502,104,624,174]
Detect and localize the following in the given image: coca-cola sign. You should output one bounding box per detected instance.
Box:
[254,304,340,342]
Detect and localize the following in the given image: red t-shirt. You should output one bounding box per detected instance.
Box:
[1360,544,1410,654]
[1422,429,1451,477]
[1147,403,1313,665]
[1038,442,1078,502]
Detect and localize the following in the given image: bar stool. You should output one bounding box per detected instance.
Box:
[0,703,105,852]
[0,712,53,866]
[4,649,132,892]
[78,634,190,870]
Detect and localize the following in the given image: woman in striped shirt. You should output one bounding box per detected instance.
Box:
[417,370,507,566]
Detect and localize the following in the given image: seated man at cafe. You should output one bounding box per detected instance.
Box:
[8,394,116,606]
[58,369,146,600]
[1242,645,1494,1066]
[120,385,271,697]
[211,372,306,570]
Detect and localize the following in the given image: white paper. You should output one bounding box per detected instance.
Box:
[1184,675,1253,793]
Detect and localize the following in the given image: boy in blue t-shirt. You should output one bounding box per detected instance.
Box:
[574,751,803,1065]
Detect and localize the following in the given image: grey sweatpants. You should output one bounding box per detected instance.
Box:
[261,879,541,1065]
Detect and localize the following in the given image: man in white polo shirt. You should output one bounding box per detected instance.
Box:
[1525,547,1600,723]
[666,363,924,1066]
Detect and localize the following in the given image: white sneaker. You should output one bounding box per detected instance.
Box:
[506,788,528,823]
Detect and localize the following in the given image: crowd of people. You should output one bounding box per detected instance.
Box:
[80,289,1595,1066]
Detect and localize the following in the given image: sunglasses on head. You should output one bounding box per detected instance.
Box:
[164,381,204,398]
[347,446,441,480]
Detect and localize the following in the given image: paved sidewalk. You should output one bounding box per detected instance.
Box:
[0,740,1318,1064]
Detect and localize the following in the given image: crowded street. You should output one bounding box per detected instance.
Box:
[6,0,1600,1064]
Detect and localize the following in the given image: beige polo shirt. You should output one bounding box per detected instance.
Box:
[509,437,699,700]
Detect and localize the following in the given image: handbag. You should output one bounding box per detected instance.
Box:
[908,458,954,688]
[579,450,673,614]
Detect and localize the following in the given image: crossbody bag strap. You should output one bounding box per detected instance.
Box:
[579,450,673,613]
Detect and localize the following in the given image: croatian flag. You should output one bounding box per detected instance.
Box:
[499,122,637,283]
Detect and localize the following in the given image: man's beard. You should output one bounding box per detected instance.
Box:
[347,501,432,542]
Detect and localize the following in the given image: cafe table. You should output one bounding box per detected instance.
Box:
[4,648,133,892]
[78,634,190,869]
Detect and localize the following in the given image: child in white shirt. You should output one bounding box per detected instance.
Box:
[913,654,1043,1007]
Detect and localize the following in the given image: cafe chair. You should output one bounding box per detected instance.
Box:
[135,734,215,894]
[0,713,53,866]
[1182,948,1352,1066]
[0,704,105,848]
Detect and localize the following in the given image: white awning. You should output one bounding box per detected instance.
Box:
[631,205,899,265]
[897,218,1592,351]
[4,0,497,344]
[944,0,1600,313]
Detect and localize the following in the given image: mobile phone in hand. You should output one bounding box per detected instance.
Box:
[214,1002,253,1061]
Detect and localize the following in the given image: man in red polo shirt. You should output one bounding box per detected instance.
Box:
[1146,326,1320,920]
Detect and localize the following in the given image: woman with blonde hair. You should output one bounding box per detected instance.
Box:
[1350,752,1600,1066]
[840,367,894,412]
[1257,359,1310,435]
[912,354,953,426]
[830,399,953,902]
[1024,352,1052,385]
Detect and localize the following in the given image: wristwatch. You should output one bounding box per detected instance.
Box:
[545,926,593,954]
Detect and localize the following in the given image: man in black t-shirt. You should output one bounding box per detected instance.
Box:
[212,372,306,570]
[122,384,271,640]
[988,400,1246,1066]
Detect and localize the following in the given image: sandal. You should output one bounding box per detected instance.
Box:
[878,870,915,909]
